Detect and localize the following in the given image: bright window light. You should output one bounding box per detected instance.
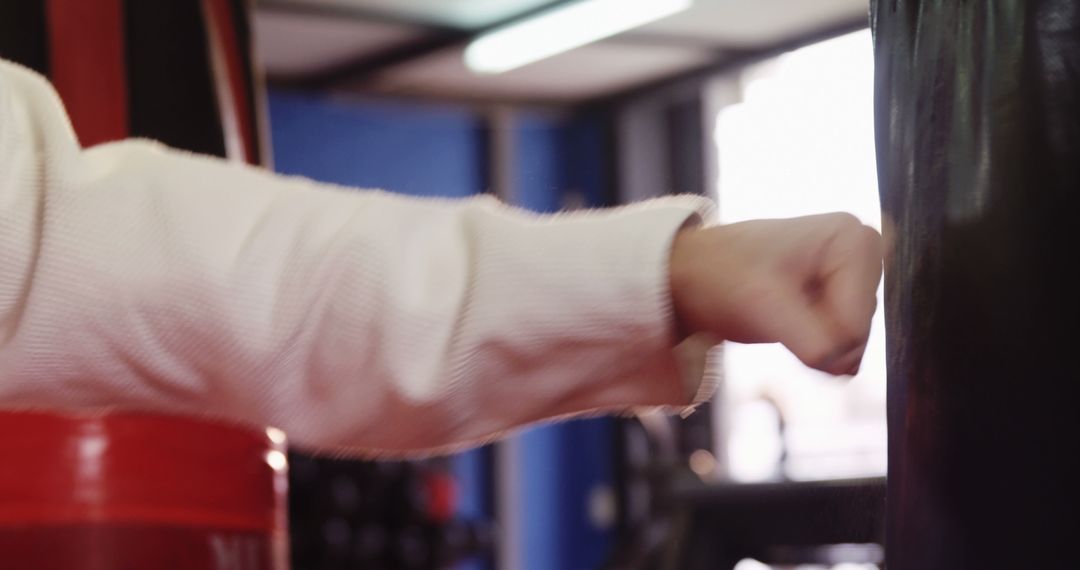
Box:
[733,559,771,570]
[464,0,692,74]
[715,30,887,483]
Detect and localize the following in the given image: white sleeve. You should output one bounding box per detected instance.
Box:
[0,59,718,456]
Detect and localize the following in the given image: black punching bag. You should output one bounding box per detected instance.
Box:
[873,1,1080,568]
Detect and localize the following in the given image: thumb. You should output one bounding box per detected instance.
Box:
[766,285,864,375]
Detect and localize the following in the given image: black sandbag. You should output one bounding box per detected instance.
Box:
[872,1,1080,568]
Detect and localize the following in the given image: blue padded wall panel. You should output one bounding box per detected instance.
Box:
[512,113,617,570]
[268,89,491,570]
[268,91,482,198]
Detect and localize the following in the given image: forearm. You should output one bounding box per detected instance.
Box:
[0,59,718,455]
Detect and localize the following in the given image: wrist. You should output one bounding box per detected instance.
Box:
[668,227,698,342]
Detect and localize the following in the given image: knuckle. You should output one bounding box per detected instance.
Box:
[858,224,884,247]
[832,319,869,351]
[828,211,862,229]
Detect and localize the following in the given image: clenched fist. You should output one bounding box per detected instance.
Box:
[669,213,884,376]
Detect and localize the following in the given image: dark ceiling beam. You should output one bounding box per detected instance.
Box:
[258,0,461,33]
[267,33,466,91]
[260,0,760,53]
[268,30,746,92]
[258,0,586,33]
[262,0,584,90]
[603,30,752,54]
[258,0,466,92]
[262,1,869,99]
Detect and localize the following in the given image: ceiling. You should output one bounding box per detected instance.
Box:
[254,0,870,103]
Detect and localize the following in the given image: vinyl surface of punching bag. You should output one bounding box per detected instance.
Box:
[872,1,1080,568]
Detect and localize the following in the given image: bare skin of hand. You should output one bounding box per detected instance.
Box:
[669,213,884,376]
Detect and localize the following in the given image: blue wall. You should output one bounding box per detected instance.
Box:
[268,91,616,570]
[269,91,483,198]
[269,89,492,570]
[511,113,617,570]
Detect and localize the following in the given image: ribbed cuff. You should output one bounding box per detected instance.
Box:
[463,194,718,409]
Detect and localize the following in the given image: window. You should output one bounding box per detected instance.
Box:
[712,30,886,483]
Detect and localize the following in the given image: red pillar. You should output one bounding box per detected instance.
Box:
[1,1,282,567]
[46,0,129,146]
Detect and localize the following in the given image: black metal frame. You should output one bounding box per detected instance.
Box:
[668,478,887,569]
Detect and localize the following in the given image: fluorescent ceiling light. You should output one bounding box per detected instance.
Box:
[464,0,693,74]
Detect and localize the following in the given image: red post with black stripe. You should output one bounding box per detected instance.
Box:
[0,412,289,569]
[45,0,129,146]
[0,1,282,567]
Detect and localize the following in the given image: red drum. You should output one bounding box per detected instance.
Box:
[0,411,288,569]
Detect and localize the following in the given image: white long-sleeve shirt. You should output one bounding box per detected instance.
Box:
[0,59,718,456]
